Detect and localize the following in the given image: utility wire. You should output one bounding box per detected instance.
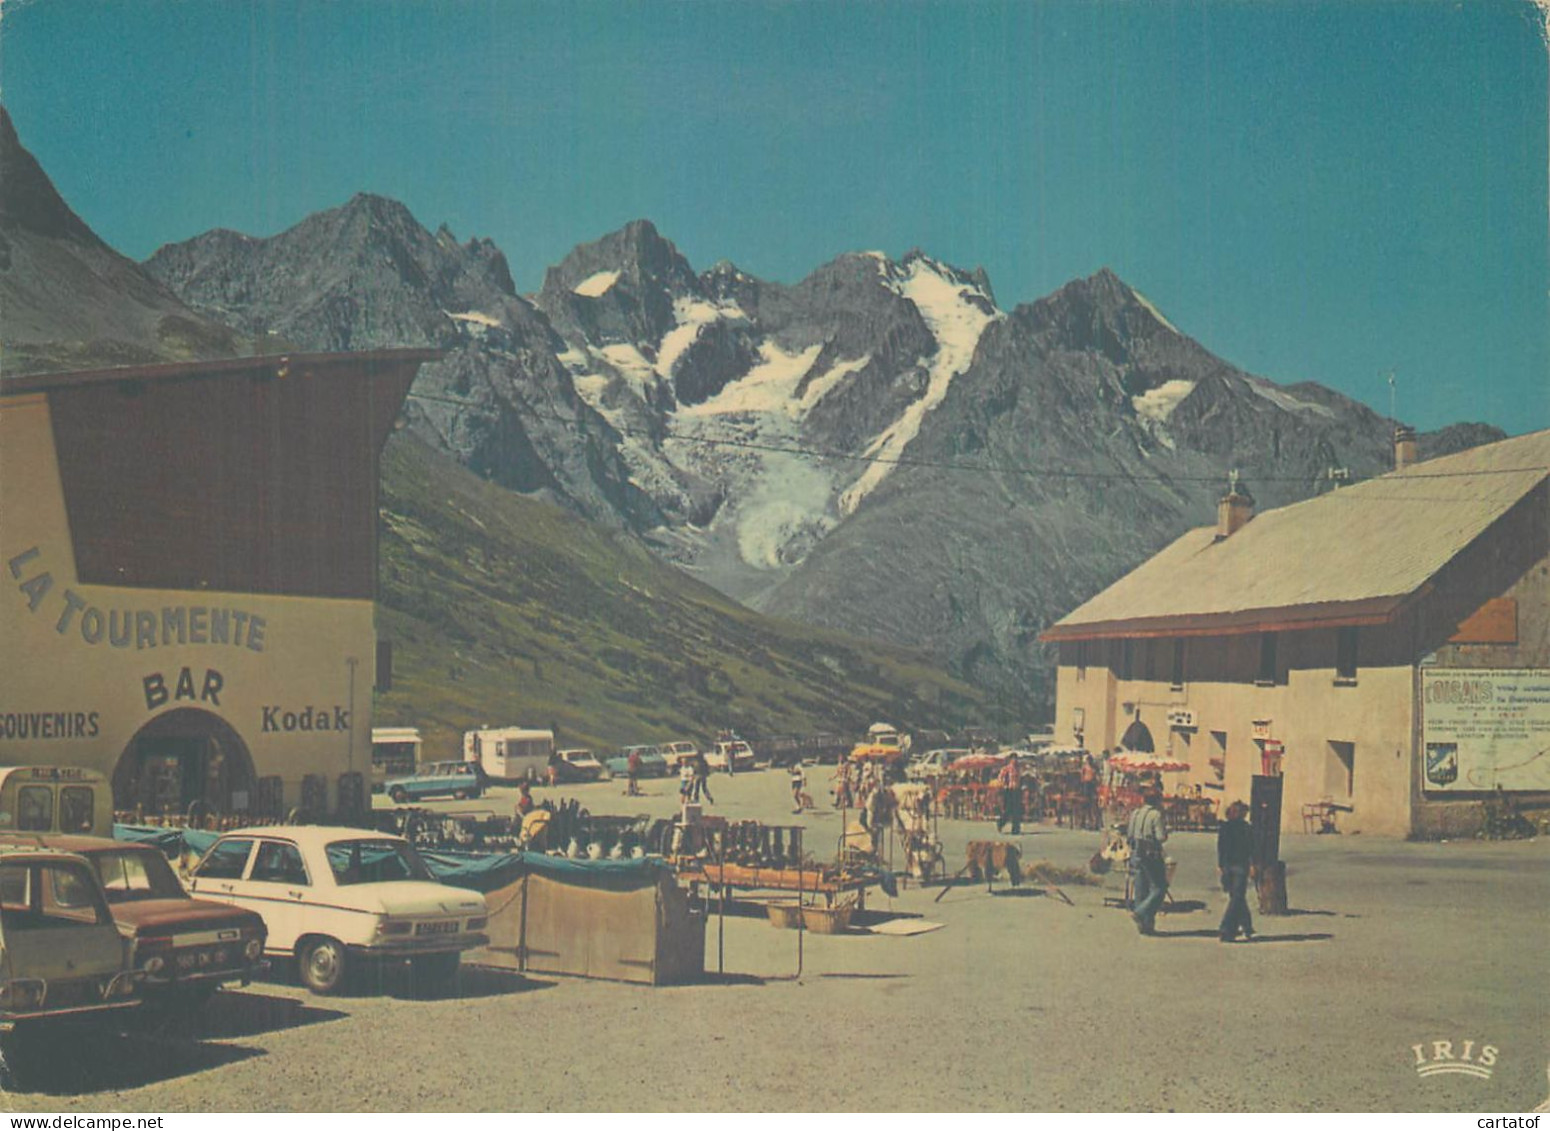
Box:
[404,389,1548,489]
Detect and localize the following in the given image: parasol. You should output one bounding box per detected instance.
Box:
[947,753,1008,772]
[1110,754,1190,773]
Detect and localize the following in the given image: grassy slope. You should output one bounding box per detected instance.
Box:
[373,436,987,759]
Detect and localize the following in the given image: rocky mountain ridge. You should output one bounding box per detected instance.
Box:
[138,166,1502,713]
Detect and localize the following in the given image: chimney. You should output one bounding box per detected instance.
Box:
[1394,425,1418,471]
[1216,470,1255,540]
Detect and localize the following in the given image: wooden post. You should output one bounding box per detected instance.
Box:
[1250,774,1289,914]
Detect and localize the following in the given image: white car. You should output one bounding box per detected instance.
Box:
[661,741,699,771]
[188,826,488,995]
[705,740,756,773]
[906,748,970,781]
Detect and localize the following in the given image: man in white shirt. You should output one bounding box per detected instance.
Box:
[1127,786,1169,935]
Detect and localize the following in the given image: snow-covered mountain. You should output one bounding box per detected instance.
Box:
[144,200,1502,711]
[526,225,1004,600]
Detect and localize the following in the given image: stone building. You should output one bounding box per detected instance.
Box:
[1041,428,1550,837]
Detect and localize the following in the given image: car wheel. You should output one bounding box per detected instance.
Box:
[298,936,348,995]
[389,787,408,804]
[410,951,461,994]
[453,790,470,801]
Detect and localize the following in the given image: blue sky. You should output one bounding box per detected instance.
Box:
[2,0,1546,432]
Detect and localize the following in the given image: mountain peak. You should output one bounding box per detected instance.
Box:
[0,105,98,245]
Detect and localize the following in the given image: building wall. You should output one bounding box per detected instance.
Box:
[1405,486,1550,837]
[0,393,376,815]
[1055,630,1416,836]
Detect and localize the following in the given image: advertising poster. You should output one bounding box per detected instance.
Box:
[1422,668,1550,792]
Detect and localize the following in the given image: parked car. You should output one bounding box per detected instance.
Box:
[552,749,605,784]
[906,748,970,782]
[0,833,266,1007]
[385,761,484,804]
[661,741,699,771]
[0,845,140,1024]
[605,745,670,778]
[187,827,488,994]
[705,740,756,773]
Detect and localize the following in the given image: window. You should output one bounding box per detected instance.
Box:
[1076,640,1088,682]
[1170,640,1186,690]
[251,841,309,885]
[1327,741,1355,798]
[59,786,94,833]
[1119,640,1134,680]
[0,862,108,929]
[92,850,185,903]
[195,838,255,880]
[1143,640,1156,682]
[326,839,432,886]
[1336,627,1359,683]
[17,786,52,831]
[1257,632,1279,685]
[1209,730,1228,783]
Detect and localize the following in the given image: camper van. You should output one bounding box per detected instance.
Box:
[463,727,555,784]
[0,766,112,838]
[370,727,423,793]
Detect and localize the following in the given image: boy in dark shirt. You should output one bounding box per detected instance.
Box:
[1217,800,1256,941]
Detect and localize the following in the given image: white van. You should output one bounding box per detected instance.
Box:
[463,727,554,784]
[0,766,112,838]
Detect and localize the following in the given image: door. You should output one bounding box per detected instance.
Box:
[246,839,312,951]
[189,836,261,929]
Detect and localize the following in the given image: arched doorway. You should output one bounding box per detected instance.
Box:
[112,709,257,819]
[1120,719,1156,753]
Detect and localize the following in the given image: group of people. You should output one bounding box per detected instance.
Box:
[1125,786,1256,942]
[676,752,715,804]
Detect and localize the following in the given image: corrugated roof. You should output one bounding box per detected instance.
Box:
[1043,429,1550,640]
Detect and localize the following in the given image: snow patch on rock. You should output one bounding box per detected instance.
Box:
[1132,379,1197,422]
[839,257,1001,515]
[573,270,620,297]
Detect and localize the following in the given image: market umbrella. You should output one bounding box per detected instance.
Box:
[947,753,1007,772]
[1110,754,1190,773]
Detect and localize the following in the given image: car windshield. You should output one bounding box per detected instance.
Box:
[91,848,186,903]
[325,839,433,886]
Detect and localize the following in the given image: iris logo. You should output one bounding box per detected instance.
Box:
[1411,1039,1498,1080]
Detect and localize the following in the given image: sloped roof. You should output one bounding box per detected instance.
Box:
[1043,429,1550,641]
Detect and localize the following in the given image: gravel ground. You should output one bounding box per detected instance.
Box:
[4,767,1547,1112]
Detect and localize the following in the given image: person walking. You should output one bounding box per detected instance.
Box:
[692,751,714,804]
[994,756,1023,835]
[789,763,808,813]
[625,748,642,797]
[1217,800,1256,942]
[1127,786,1169,935]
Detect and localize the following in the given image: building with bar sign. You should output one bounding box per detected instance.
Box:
[0,349,436,821]
[1041,428,1550,837]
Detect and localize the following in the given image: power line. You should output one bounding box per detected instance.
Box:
[404,389,1548,489]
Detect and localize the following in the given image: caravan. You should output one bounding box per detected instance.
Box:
[463,727,555,784]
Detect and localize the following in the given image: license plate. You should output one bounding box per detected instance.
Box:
[414,920,459,936]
